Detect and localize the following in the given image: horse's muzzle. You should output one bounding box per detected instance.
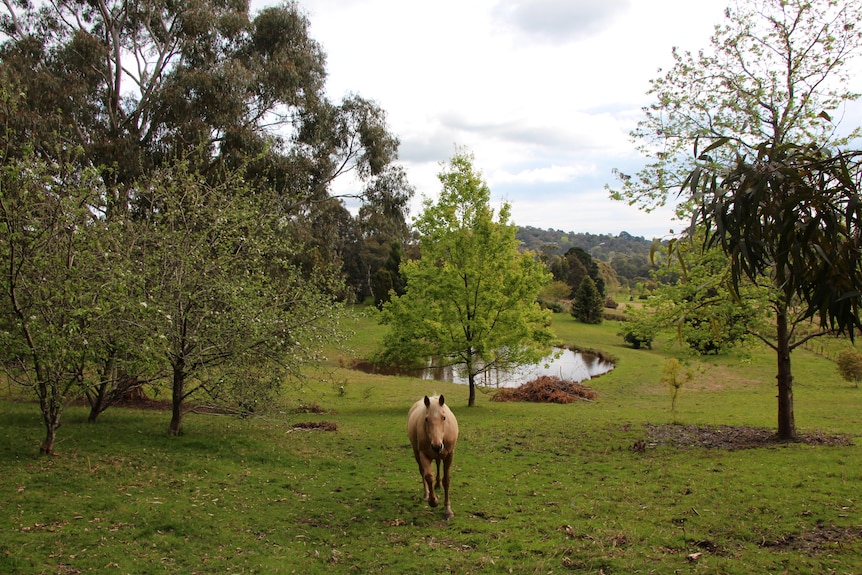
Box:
[431,443,444,453]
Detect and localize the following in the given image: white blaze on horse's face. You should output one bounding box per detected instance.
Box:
[424,394,447,453]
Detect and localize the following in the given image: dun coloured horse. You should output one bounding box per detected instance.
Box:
[407,395,459,519]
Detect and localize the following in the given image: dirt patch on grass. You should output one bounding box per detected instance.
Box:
[640,424,853,451]
[490,375,597,404]
[761,524,862,553]
[290,421,337,432]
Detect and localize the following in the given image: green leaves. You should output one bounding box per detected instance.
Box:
[692,142,862,337]
[379,151,555,405]
[611,0,862,216]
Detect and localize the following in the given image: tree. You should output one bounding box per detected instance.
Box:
[372,241,407,309]
[610,0,862,441]
[611,0,862,213]
[661,358,693,423]
[0,146,140,453]
[550,247,604,299]
[632,238,766,355]
[618,311,657,350]
[0,0,410,297]
[378,151,556,407]
[571,277,604,324]
[134,158,344,436]
[689,141,862,440]
[0,0,407,430]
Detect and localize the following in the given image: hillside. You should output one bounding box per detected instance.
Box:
[516,226,653,262]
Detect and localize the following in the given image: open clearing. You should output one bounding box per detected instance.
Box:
[1,311,860,574]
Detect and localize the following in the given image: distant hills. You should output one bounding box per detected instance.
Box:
[515,226,653,262]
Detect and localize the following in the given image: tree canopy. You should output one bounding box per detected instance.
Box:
[0,0,409,449]
[689,141,862,439]
[378,151,556,407]
[611,0,862,214]
[613,0,862,441]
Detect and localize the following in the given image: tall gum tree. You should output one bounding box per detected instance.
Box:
[687,141,862,440]
[0,0,411,291]
[378,151,556,407]
[0,1,410,434]
[610,0,862,440]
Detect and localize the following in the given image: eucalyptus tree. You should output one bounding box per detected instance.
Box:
[0,1,409,430]
[610,0,862,440]
[0,0,409,282]
[610,0,862,213]
[688,141,862,440]
[378,151,556,407]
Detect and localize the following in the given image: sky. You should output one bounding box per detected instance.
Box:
[249,0,743,238]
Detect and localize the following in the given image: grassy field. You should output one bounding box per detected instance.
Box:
[1,308,860,574]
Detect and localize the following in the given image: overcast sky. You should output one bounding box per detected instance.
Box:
[251,0,741,238]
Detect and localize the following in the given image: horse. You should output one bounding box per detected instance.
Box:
[407,395,459,519]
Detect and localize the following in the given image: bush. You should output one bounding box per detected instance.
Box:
[603,311,627,322]
[539,298,565,313]
[619,321,655,349]
[836,349,862,387]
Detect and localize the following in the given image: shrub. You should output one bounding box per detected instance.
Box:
[619,320,655,349]
[836,349,862,387]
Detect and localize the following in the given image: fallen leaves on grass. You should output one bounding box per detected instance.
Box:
[490,376,597,404]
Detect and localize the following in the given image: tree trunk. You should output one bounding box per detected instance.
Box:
[38,394,60,455]
[87,353,116,423]
[40,425,57,455]
[168,362,185,436]
[775,307,797,440]
[467,373,476,407]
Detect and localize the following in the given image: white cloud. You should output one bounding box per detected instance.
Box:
[491,164,595,185]
[491,0,631,44]
[252,0,811,238]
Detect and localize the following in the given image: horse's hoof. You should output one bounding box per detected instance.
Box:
[445,510,454,520]
[428,498,438,508]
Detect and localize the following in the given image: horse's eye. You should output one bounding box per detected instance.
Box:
[442,416,446,421]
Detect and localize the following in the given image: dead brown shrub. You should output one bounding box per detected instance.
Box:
[490,375,597,404]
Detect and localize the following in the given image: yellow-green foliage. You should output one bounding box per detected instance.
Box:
[661,357,693,420]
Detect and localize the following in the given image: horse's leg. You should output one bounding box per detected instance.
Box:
[442,453,454,519]
[434,458,442,489]
[413,449,430,502]
[418,453,437,507]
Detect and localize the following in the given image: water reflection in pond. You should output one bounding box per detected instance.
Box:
[354,347,613,388]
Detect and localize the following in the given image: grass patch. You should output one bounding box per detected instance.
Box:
[1,309,860,573]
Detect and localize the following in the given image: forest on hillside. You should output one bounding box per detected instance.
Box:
[516,226,655,288]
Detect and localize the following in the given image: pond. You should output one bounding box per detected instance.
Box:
[353,347,614,388]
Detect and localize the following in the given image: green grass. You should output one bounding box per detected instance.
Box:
[1,309,860,574]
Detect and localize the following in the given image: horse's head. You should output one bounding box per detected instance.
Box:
[423,395,448,453]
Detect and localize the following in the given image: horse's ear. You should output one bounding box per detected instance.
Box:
[439,395,445,406]
[424,396,430,407]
